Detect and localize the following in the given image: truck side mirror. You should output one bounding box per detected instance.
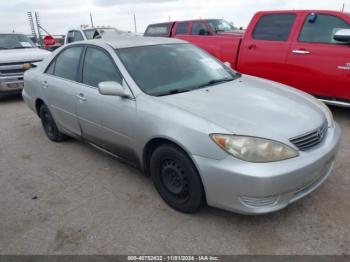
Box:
[334,29,350,44]
[199,29,211,36]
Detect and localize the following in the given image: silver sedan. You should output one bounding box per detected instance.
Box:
[23,37,341,215]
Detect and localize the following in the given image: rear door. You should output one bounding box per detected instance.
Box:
[238,13,297,84]
[42,46,83,136]
[285,12,350,100]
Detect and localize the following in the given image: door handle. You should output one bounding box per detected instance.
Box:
[41,81,49,88]
[76,93,87,101]
[248,44,256,50]
[292,49,311,55]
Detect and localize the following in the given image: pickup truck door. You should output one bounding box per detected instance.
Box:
[75,46,138,164]
[238,13,297,84]
[285,12,350,101]
[42,46,83,137]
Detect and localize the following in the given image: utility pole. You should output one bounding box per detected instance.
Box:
[27,12,37,41]
[90,13,94,27]
[134,14,137,33]
[342,3,345,12]
[34,12,42,45]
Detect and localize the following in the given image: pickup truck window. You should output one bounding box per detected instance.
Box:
[208,19,237,32]
[82,47,122,87]
[0,34,35,49]
[74,31,84,42]
[176,22,189,35]
[84,29,100,39]
[54,46,83,81]
[192,22,211,35]
[145,23,172,37]
[253,14,296,41]
[299,14,350,44]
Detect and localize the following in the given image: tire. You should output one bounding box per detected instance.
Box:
[39,103,68,142]
[150,144,205,213]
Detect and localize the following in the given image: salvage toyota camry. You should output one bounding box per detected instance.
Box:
[23,37,341,215]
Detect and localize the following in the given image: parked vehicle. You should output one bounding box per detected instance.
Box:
[43,35,65,51]
[23,37,340,215]
[145,11,350,106]
[144,19,242,37]
[64,27,137,44]
[0,33,51,95]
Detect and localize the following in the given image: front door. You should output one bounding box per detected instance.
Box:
[285,12,350,101]
[238,13,297,85]
[76,46,138,163]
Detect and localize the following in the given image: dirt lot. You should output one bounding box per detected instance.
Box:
[0,94,349,255]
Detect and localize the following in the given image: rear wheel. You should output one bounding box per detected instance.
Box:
[39,104,68,142]
[150,144,205,213]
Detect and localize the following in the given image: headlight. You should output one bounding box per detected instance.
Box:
[320,102,335,128]
[210,134,299,163]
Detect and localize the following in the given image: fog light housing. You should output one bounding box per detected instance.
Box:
[239,195,280,208]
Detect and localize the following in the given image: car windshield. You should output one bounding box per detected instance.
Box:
[84,28,118,39]
[0,34,35,49]
[117,44,240,96]
[208,19,237,32]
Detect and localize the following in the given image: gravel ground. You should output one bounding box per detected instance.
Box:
[0,94,349,255]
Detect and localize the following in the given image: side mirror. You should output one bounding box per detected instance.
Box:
[223,62,231,68]
[334,29,350,44]
[199,29,211,36]
[98,81,131,98]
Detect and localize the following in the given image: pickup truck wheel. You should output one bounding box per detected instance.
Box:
[150,144,205,213]
[39,104,67,142]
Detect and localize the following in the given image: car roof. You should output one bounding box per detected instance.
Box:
[84,36,187,49]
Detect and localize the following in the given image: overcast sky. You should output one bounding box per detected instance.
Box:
[1,0,349,35]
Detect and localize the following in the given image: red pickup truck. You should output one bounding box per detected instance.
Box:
[145,11,350,106]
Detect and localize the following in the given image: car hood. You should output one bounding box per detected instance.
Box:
[0,48,51,64]
[157,75,326,142]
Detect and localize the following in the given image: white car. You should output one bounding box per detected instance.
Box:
[65,27,137,45]
[0,33,50,95]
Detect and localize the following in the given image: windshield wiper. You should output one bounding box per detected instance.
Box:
[194,77,235,90]
[155,88,190,97]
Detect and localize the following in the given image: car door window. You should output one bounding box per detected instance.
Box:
[253,14,296,41]
[54,46,83,81]
[176,22,189,35]
[299,14,350,44]
[45,60,55,75]
[192,22,210,35]
[82,47,122,88]
[74,31,84,41]
[67,31,74,43]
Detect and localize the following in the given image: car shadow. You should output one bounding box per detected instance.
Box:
[0,94,23,103]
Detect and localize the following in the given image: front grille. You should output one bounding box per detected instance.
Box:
[0,68,25,75]
[0,60,41,76]
[290,121,328,151]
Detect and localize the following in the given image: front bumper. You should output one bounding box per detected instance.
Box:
[0,75,24,94]
[193,123,341,215]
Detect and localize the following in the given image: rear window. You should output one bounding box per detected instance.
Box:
[253,14,296,41]
[145,23,172,37]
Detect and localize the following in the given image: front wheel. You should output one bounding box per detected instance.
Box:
[150,144,205,213]
[39,103,68,142]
